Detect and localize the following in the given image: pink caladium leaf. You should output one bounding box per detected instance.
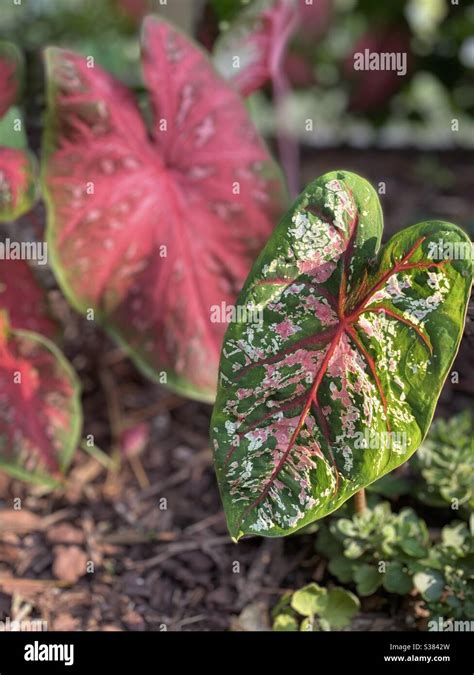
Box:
[0,259,56,337]
[0,313,82,485]
[0,41,37,221]
[211,171,473,540]
[212,0,331,96]
[42,15,286,402]
[213,0,300,96]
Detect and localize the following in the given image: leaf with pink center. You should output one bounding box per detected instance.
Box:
[0,315,82,485]
[42,16,286,402]
[211,170,473,539]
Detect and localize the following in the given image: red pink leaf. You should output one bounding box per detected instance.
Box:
[42,16,286,401]
[213,0,332,96]
[0,316,82,483]
[213,0,299,96]
[0,259,56,337]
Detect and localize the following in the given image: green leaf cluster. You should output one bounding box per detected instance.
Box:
[413,411,474,516]
[316,503,474,619]
[316,503,428,596]
[273,582,360,631]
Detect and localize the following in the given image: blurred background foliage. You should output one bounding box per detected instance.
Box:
[0,0,473,148]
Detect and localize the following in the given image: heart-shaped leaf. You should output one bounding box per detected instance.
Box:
[291,582,327,616]
[319,587,359,629]
[42,15,286,402]
[211,170,473,539]
[0,42,37,220]
[213,0,299,96]
[0,314,82,485]
[213,0,330,96]
[413,570,444,602]
[0,259,56,337]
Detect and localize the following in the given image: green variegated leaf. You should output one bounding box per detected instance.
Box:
[211,170,473,540]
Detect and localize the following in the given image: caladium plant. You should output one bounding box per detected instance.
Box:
[42,15,286,403]
[211,170,473,540]
[0,41,37,221]
[0,258,81,485]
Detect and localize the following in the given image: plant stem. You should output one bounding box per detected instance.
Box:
[354,488,367,513]
[270,10,300,198]
[80,439,116,470]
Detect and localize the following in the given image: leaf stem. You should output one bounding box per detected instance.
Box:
[79,439,116,470]
[270,9,300,198]
[354,488,367,513]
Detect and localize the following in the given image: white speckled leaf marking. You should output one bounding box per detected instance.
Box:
[211,171,473,540]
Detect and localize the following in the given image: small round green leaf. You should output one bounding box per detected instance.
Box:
[319,587,360,629]
[273,614,298,631]
[354,563,382,596]
[383,561,413,594]
[291,583,327,617]
[414,570,445,602]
